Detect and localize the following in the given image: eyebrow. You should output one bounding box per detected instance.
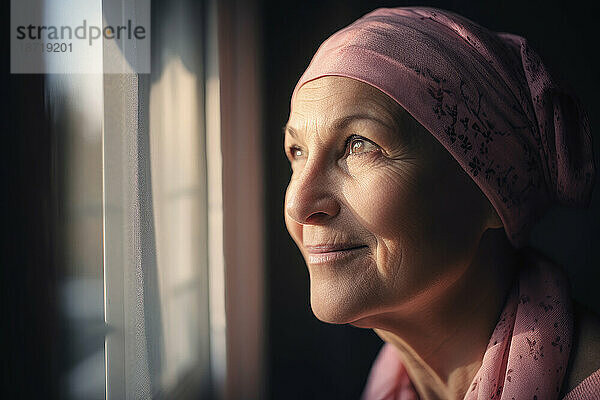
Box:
[283,113,394,139]
[283,125,298,139]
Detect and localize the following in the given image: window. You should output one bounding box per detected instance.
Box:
[42,0,228,398]
[9,0,265,398]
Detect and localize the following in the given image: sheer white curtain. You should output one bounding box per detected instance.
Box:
[104,72,156,399]
[103,0,212,398]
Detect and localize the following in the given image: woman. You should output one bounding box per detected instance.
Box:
[283,7,600,400]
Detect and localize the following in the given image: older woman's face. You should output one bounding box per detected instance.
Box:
[284,76,494,324]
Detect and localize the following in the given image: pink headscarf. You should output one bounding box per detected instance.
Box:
[292,7,595,246]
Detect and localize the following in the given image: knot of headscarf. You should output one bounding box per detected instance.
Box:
[292,7,595,246]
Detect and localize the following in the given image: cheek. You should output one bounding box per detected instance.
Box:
[342,166,422,242]
[339,161,477,289]
[340,166,424,279]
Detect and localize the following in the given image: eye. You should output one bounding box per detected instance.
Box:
[287,145,305,161]
[346,136,379,156]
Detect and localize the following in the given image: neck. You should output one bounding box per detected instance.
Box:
[353,229,517,400]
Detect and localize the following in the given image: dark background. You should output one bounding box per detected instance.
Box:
[261,1,600,399]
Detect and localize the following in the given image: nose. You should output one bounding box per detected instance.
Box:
[285,163,340,225]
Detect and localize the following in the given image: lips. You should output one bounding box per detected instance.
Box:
[304,244,368,264]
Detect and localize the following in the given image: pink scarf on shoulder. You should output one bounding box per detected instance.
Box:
[362,252,598,399]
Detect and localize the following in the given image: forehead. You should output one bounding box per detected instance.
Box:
[287,76,399,136]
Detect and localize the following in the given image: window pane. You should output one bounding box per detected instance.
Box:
[47,72,105,400]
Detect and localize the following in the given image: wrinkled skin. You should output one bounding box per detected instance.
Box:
[283,76,501,325]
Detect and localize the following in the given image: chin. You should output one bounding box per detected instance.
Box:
[308,282,370,325]
[310,300,353,324]
[306,259,385,325]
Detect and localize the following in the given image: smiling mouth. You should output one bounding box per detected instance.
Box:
[305,244,368,264]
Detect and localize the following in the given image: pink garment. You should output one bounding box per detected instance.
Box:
[362,250,600,399]
[292,7,595,247]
